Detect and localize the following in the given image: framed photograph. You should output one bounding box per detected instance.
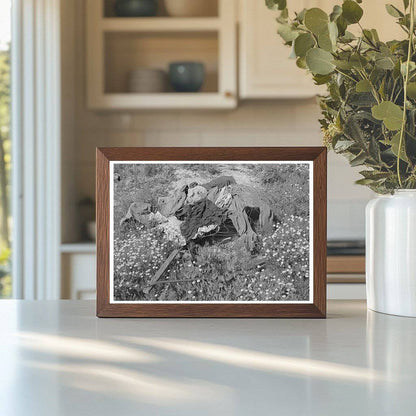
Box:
[96,147,327,318]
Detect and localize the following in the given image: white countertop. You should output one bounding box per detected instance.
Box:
[0,300,415,416]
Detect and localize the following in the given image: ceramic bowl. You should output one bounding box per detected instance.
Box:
[114,0,158,17]
[127,68,167,93]
[168,62,205,93]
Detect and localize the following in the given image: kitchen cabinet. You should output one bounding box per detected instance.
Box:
[87,0,405,107]
[61,244,96,300]
[239,0,324,99]
[238,0,404,99]
[86,0,237,109]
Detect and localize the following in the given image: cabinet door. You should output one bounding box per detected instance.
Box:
[238,0,404,99]
[239,0,321,99]
[62,253,96,300]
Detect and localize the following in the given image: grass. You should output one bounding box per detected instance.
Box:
[113,163,310,302]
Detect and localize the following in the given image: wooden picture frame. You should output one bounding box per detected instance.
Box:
[96,147,327,318]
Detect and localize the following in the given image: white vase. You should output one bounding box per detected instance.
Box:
[366,190,416,317]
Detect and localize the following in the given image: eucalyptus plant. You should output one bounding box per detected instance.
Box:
[266,0,416,193]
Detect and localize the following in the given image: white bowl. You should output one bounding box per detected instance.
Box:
[164,0,217,17]
[127,68,167,93]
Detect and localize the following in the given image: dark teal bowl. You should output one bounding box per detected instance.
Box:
[114,0,158,17]
[169,62,205,93]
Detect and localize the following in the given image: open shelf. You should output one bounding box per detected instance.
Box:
[104,31,219,94]
[101,17,221,32]
[90,92,235,109]
[86,0,237,109]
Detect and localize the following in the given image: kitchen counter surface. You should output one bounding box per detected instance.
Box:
[0,300,415,415]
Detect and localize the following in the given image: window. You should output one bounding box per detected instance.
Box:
[0,0,11,298]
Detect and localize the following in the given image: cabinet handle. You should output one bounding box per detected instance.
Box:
[225,91,234,98]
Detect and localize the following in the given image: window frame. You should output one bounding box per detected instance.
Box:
[11,0,61,299]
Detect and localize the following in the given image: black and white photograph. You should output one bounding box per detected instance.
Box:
[110,161,313,303]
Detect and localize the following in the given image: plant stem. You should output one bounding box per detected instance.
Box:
[393,86,404,104]
[397,0,415,188]
[390,79,397,101]
[358,69,380,104]
[334,68,357,83]
[358,22,378,49]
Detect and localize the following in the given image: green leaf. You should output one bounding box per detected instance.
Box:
[313,74,332,85]
[266,0,287,11]
[328,82,341,101]
[336,15,348,36]
[399,14,411,29]
[296,57,307,69]
[317,22,338,52]
[344,114,368,147]
[318,31,333,52]
[403,0,410,9]
[349,92,377,107]
[295,8,307,22]
[369,136,381,162]
[375,56,395,70]
[333,59,353,70]
[355,178,377,185]
[371,67,386,85]
[362,29,375,44]
[306,48,335,75]
[350,152,368,167]
[277,23,299,42]
[304,8,329,35]
[328,21,338,45]
[393,60,402,79]
[371,29,380,42]
[385,4,403,18]
[382,132,409,162]
[360,170,391,180]
[334,139,355,151]
[339,31,356,42]
[342,0,364,24]
[276,14,288,24]
[379,78,386,99]
[330,5,343,22]
[356,79,372,92]
[294,33,315,57]
[372,101,404,130]
[407,82,416,99]
[280,8,289,19]
[401,61,416,76]
[350,53,368,69]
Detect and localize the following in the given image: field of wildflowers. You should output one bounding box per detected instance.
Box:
[113,163,310,302]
